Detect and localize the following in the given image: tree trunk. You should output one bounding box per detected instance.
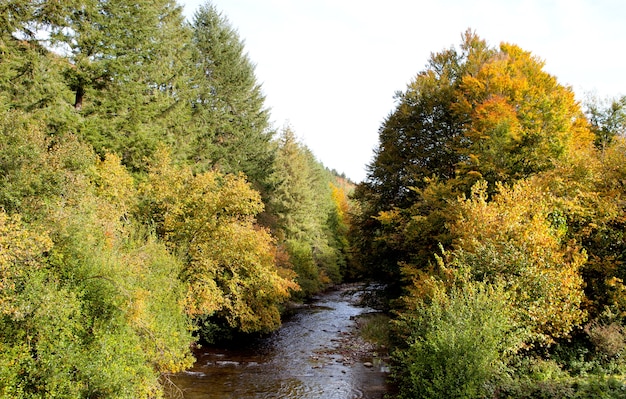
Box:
[74,85,84,111]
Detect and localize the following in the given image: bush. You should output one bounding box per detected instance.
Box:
[586,321,626,360]
[497,374,626,399]
[496,349,626,399]
[392,278,523,399]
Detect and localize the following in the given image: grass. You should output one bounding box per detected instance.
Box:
[357,312,392,349]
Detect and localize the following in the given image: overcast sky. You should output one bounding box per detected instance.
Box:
[180,0,626,182]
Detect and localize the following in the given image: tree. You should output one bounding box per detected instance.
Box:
[585,94,626,149]
[0,130,194,397]
[351,32,492,279]
[267,128,344,295]
[328,177,354,278]
[0,33,70,113]
[188,2,275,190]
[553,135,626,319]
[138,149,298,334]
[3,0,193,171]
[449,180,586,343]
[454,43,592,188]
[0,108,94,219]
[0,8,79,141]
[353,30,594,281]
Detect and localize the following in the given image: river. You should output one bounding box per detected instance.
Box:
[165,284,390,399]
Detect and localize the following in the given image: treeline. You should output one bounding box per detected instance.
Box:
[352,30,626,398]
[0,1,352,397]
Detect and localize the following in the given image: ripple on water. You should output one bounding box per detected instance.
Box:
[214,360,240,367]
[166,284,390,399]
[182,371,205,377]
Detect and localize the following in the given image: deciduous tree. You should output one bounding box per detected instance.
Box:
[138,149,298,333]
[450,180,586,343]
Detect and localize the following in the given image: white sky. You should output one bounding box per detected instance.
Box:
[180,0,626,182]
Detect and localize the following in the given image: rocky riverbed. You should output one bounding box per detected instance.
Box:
[166,284,391,399]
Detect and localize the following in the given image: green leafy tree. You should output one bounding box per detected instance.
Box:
[0,137,194,397]
[362,31,492,211]
[394,269,523,399]
[351,31,490,279]
[0,108,94,219]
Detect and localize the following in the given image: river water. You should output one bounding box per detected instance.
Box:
[165,284,390,399]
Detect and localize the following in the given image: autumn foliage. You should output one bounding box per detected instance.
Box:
[0,2,352,397]
[354,30,626,398]
[138,149,298,332]
[451,180,586,343]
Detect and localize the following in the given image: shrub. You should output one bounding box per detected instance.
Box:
[393,277,523,399]
[585,321,626,360]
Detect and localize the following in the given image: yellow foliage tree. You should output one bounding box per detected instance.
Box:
[455,43,594,187]
[48,151,195,377]
[539,135,626,319]
[0,211,52,317]
[0,113,194,396]
[140,148,298,333]
[450,180,586,343]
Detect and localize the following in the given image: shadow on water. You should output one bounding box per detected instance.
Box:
[165,284,390,399]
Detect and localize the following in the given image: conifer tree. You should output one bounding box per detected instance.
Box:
[189,2,274,190]
[0,2,77,135]
[267,128,343,294]
[2,0,192,171]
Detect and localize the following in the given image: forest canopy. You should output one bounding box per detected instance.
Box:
[353,29,626,398]
[2,0,626,397]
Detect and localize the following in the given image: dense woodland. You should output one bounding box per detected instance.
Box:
[0,1,352,397]
[355,31,626,398]
[2,1,626,398]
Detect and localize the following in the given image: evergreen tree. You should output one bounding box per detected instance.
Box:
[2,0,192,171]
[269,128,319,240]
[189,2,274,190]
[267,128,343,295]
[0,3,77,137]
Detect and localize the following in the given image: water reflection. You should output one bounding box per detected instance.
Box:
[166,285,389,399]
